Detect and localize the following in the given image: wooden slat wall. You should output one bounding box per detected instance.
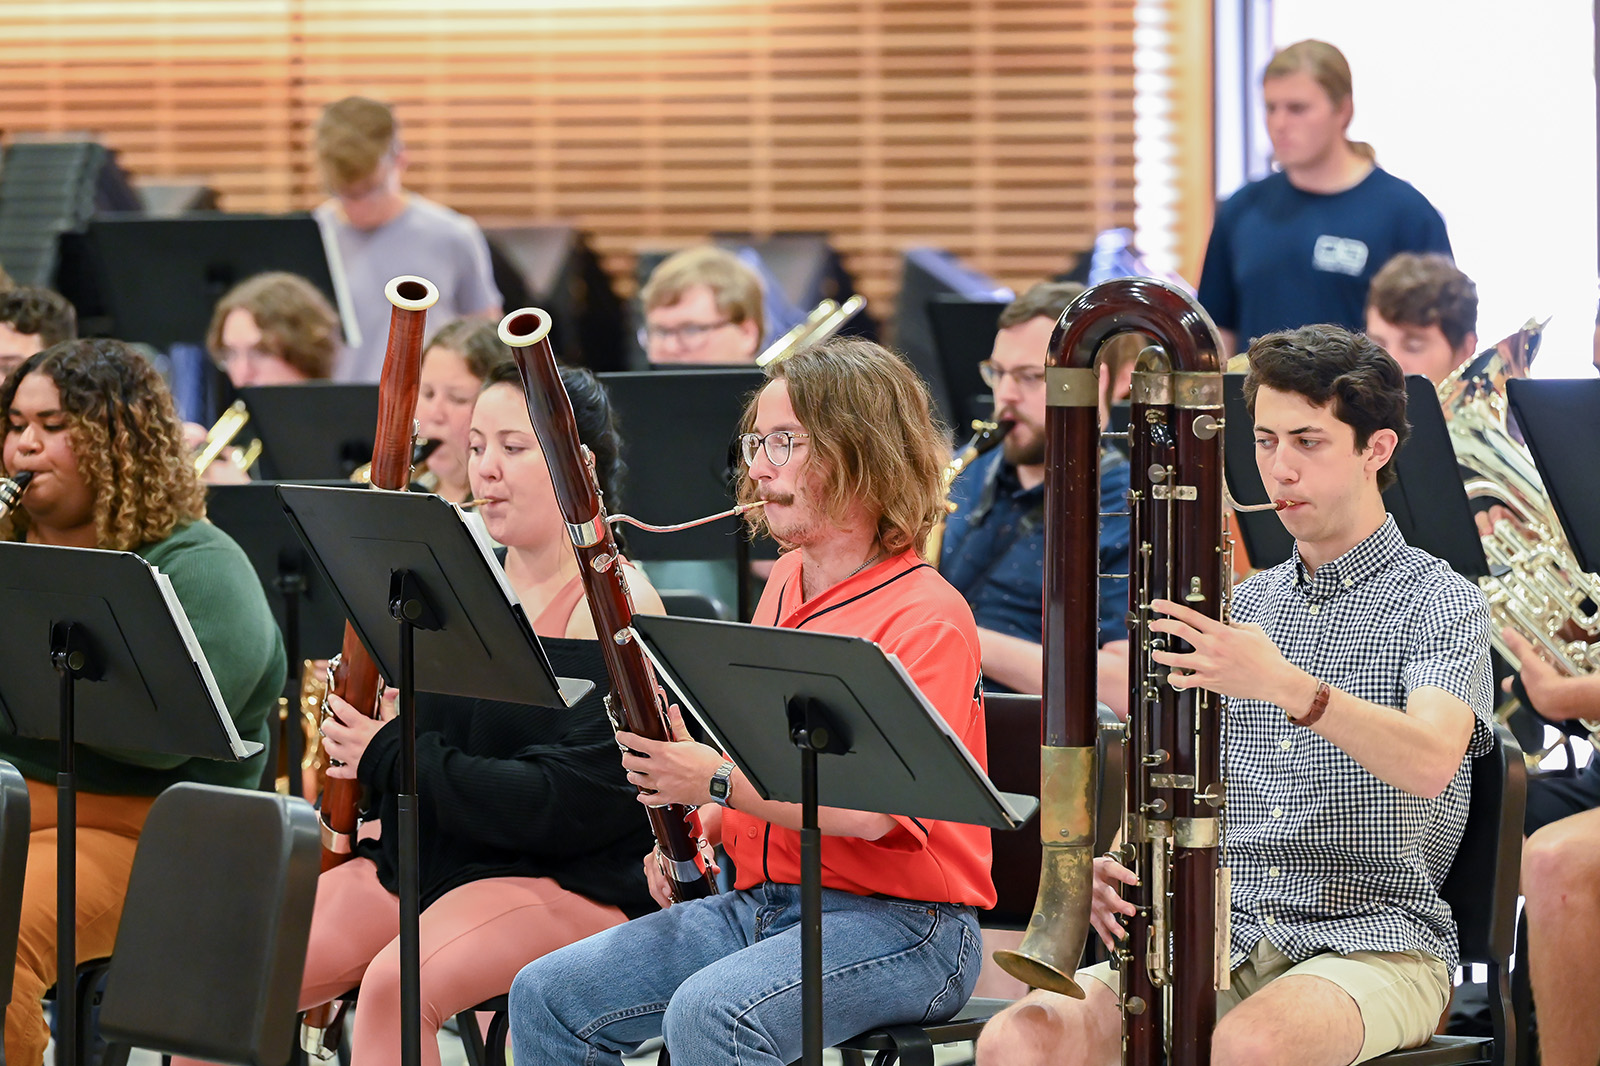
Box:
[0,0,1165,318]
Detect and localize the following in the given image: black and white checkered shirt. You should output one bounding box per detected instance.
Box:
[1225,515,1493,973]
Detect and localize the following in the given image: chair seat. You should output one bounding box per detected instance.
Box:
[1372,1034,1493,1065]
[832,996,1009,1051]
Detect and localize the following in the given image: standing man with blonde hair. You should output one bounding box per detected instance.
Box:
[314,95,501,382]
[1198,40,1451,355]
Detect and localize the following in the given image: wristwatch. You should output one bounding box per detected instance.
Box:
[708,760,736,807]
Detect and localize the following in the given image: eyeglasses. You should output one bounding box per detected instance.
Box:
[638,320,734,349]
[739,430,810,467]
[978,361,1047,390]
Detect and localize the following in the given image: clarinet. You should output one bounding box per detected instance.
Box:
[499,307,717,902]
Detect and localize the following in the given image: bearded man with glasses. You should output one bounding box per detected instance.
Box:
[939,280,1134,706]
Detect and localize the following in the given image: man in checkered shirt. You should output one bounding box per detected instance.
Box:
[978,324,1493,1065]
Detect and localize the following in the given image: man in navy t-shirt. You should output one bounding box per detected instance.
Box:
[1197,40,1450,354]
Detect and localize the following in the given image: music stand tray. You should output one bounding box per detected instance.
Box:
[206,481,353,671]
[236,383,380,481]
[1223,373,1486,577]
[0,542,260,1066]
[1507,377,1600,575]
[275,485,588,708]
[631,613,1035,1066]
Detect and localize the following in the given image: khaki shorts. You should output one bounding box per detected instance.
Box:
[1078,938,1452,1063]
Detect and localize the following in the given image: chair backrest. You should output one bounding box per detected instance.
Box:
[659,589,731,622]
[1440,724,1527,967]
[982,693,1124,929]
[0,760,29,1014]
[980,693,1043,927]
[97,782,319,1066]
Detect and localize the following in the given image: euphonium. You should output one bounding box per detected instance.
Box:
[924,418,1013,564]
[994,277,1231,1066]
[755,294,868,366]
[1439,319,1600,742]
[193,399,263,476]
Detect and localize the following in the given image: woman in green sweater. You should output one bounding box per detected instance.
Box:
[0,337,284,1065]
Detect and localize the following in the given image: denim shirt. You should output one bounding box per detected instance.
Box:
[939,447,1131,652]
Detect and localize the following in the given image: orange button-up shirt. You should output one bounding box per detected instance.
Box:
[721,549,997,908]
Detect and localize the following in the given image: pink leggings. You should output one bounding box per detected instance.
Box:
[177,857,627,1066]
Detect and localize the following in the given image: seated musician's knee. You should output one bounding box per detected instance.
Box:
[1523,820,1600,900]
[976,988,1113,1066]
[1211,1013,1292,1066]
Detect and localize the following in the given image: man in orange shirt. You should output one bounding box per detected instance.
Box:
[509,337,995,1065]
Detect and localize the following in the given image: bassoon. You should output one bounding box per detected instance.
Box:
[994,277,1235,1066]
[499,306,717,902]
[301,274,438,1059]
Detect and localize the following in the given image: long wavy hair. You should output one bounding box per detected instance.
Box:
[1,339,206,549]
[736,337,948,556]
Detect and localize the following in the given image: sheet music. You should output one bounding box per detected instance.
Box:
[149,566,255,757]
[457,505,522,607]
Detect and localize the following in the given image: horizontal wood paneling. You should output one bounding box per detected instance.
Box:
[0,0,1151,321]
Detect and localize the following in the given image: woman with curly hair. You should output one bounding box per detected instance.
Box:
[0,338,285,1065]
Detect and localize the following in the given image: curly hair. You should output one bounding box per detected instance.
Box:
[0,286,77,347]
[1,339,206,549]
[735,337,948,556]
[1366,253,1478,352]
[1243,324,1411,490]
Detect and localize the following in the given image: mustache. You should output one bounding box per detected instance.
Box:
[758,491,795,506]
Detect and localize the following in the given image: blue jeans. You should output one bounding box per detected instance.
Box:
[510,882,983,1066]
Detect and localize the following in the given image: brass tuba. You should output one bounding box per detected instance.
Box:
[1439,320,1600,742]
[995,277,1232,1065]
[193,399,263,476]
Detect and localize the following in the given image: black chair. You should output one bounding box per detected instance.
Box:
[95,783,320,1066]
[452,994,511,1066]
[659,589,732,622]
[827,693,1121,1066]
[1364,724,1526,1066]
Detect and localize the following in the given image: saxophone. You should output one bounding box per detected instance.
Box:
[1439,319,1600,745]
[994,277,1233,1066]
[924,418,1014,564]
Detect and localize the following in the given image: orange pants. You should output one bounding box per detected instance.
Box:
[7,778,155,1066]
[176,856,629,1066]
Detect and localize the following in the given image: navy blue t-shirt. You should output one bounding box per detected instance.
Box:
[940,447,1131,676]
[1197,167,1451,345]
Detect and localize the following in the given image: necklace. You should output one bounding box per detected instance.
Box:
[847,549,885,579]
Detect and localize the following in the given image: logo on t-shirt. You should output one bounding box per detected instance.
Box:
[1312,235,1369,277]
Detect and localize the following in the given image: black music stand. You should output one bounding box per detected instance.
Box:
[0,543,262,1066]
[1223,373,1488,577]
[599,368,776,619]
[929,297,1007,431]
[236,383,380,480]
[631,614,1036,1066]
[1507,377,1600,574]
[276,485,590,1066]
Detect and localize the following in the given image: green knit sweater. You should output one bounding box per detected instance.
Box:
[0,520,285,794]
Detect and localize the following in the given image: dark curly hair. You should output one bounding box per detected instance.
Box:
[479,360,627,514]
[1243,324,1411,490]
[1,339,206,548]
[0,286,77,347]
[1366,253,1478,351]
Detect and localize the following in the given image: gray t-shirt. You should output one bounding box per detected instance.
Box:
[316,195,501,382]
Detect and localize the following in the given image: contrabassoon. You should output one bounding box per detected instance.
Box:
[301,274,437,1059]
[995,277,1236,1066]
[499,306,717,902]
